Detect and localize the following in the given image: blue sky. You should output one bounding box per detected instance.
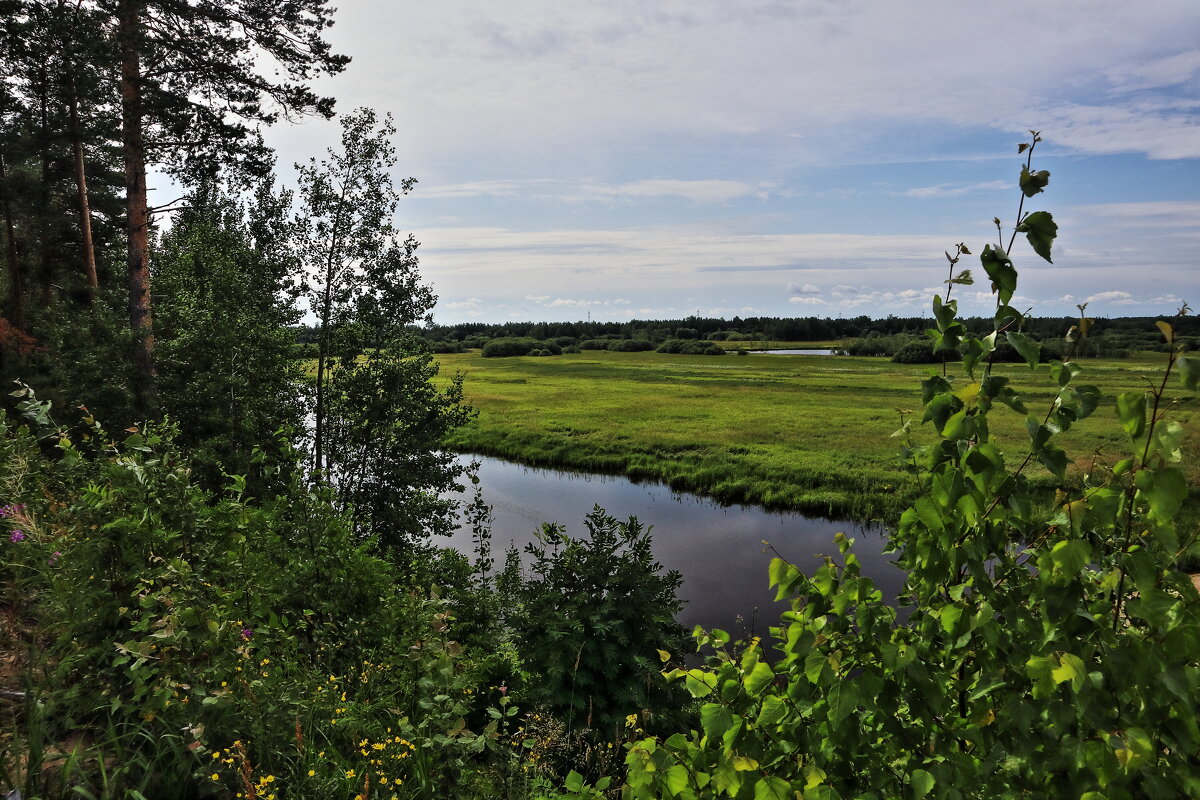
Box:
[263,0,1200,325]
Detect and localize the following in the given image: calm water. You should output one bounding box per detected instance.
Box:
[746,348,837,355]
[444,456,903,637]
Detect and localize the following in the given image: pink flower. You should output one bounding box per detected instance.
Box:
[9,530,25,543]
[49,550,61,565]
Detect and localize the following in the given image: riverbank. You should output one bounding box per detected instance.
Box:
[437,349,1200,524]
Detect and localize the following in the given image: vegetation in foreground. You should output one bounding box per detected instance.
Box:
[2,2,1200,794]
[439,348,1199,524]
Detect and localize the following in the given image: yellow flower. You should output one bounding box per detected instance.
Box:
[308,770,315,777]
[210,773,220,781]
[346,769,356,778]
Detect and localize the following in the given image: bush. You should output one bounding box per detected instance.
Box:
[606,339,654,352]
[502,508,690,741]
[891,340,963,363]
[481,337,560,357]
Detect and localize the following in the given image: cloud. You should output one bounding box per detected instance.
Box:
[584,179,771,204]
[903,181,1010,199]
[418,177,770,205]
[788,296,826,305]
[286,0,1200,171]
[444,297,483,309]
[1084,290,1135,305]
[788,282,821,295]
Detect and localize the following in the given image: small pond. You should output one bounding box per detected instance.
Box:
[443,456,903,637]
[746,348,838,355]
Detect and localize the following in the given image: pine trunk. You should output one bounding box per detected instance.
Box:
[119,0,156,412]
[68,82,98,297]
[0,153,22,330]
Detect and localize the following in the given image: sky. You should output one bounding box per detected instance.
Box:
[260,0,1200,325]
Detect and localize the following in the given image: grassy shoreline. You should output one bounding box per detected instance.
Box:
[437,349,1199,525]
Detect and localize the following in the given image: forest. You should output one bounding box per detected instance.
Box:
[2,2,1200,799]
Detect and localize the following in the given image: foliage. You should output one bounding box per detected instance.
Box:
[296,107,473,548]
[503,507,691,742]
[154,179,305,488]
[657,339,727,356]
[482,337,563,358]
[605,339,655,352]
[624,135,1200,799]
[0,388,517,799]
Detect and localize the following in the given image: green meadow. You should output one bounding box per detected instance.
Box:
[438,349,1200,523]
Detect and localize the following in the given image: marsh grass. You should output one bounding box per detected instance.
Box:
[438,349,1199,524]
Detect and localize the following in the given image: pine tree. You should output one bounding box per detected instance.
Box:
[104,0,349,412]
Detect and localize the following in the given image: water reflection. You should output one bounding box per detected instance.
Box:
[444,456,904,638]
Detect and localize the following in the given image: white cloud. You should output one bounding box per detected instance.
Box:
[285,0,1200,169]
[788,282,821,295]
[788,296,826,305]
[417,177,770,205]
[1084,290,1135,305]
[903,181,1010,199]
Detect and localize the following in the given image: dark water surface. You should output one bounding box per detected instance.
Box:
[444,456,903,637]
[746,348,837,355]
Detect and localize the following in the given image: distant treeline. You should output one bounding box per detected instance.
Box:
[291,314,1200,360]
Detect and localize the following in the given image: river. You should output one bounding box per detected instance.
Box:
[443,455,903,637]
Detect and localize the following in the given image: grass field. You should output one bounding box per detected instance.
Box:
[435,349,1199,525]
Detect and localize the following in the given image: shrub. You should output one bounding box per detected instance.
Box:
[606,339,654,352]
[502,508,690,742]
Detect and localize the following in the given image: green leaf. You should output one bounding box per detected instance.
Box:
[827,680,859,725]
[756,694,788,727]
[684,670,715,698]
[1178,355,1199,391]
[1019,166,1050,197]
[1050,539,1090,579]
[1051,652,1086,691]
[732,755,759,771]
[744,661,775,696]
[1005,331,1041,368]
[1037,443,1069,480]
[665,764,690,794]
[911,768,935,798]
[939,604,964,635]
[701,703,735,740]
[1016,210,1057,262]
[1145,467,1188,521]
[754,776,792,800]
[804,650,827,684]
[980,245,1017,305]
[1116,392,1146,439]
[942,409,975,441]
[565,770,585,792]
[950,269,974,285]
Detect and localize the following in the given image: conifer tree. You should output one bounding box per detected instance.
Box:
[104,0,349,411]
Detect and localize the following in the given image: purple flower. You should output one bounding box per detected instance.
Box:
[9,530,25,543]
[240,628,253,640]
[48,550,61,565]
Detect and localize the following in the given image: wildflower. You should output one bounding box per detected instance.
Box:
[346,769,356,778]
[48,550,61,565]
[240,628,253,640]
[308,770,315,777]
[210,773,220,781]
[9,530,25,542]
